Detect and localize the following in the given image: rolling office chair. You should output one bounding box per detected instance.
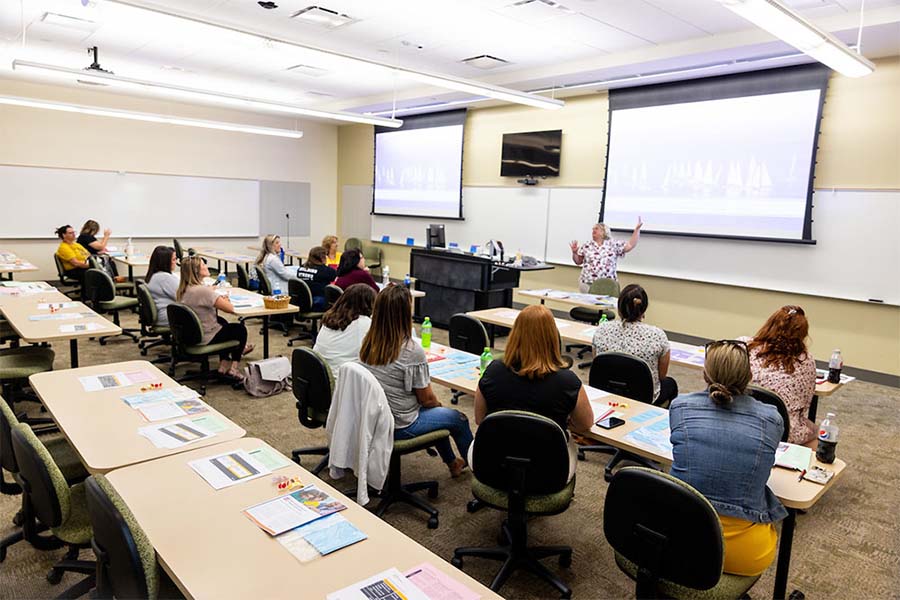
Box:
[566,277,619,366]
[236,263,251,291]
[748,385,791,443]
[578,352,660,481]
[286,279,324,346]
[290,348,333,475]
[87,255,134,296]
[361,244,383,275]
[172,239,184,265]
[83,268,140,344]
[447,314,499,404]
[452,411,575,599]
[605,467,761,599]
[11,424,96,597]
[343,237,363,252]
[324,284,344,310]
[166,303,242,395]
[53,254,82,299]
[135,284,171,363]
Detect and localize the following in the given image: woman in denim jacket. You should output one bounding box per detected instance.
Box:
[669,340,787,576]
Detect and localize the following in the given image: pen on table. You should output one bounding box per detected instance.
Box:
[798,469,806,482]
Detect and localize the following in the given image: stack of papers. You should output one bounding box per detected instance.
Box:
[426,352,481,382]
[137,398,208,422]
[328,565,481,600]
[623,419,673,455]
[244,484,348,536]
[189,449,271,490]
[230,294,265,309]
[670,347,706,367]
[122,385,200,408]
[775,442,813,471]
[60,322,106,333]
[79,369,155,392]
[278,514,367,562]
[138,419,214,449]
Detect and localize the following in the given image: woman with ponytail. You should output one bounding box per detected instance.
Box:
[591,283,677,404]
[739,306,816,445]
[669,340,787,577]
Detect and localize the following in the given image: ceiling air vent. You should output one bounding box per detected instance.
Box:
[461,55,510,70]
[290,6,356,28]
[286,64,329,77]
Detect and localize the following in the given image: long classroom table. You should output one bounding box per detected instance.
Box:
[29,360,245,474]
[226,288,299,358]
[193,248,257,276]
[0,251,39,281]
[519,287,616,310]
[425,342,846,600]
[106,437,501,600]
[0,285,122,367]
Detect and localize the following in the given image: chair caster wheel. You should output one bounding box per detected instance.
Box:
[577,450,586,461]
[561,590,572,599]
[466,499,481,513]
[788,591,805,600]
[47,569,63,585]
[12,512,23,527]
[140,349,148,356]
[451,397,458,405]
[559,551,572,568]
[428,486,439,499]
[99,339,106,346]
[0,546,6,562]
[427,516,439,529]
[451,556,463,569]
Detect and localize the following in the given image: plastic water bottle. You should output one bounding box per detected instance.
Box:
[125,237,134,258]
[382,264,391,285]
[816,412,839,464]
[215,273,226,288]
[480,346,493,377]
[404,273,411,288]
[279,247,285,263]
[827,349,843,384]
[600,313,609,324]
[421,317,432,349]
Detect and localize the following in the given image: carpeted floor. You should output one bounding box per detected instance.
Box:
[1,310,898,600]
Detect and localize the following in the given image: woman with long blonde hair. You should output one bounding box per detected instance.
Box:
[321,234,342,269]
[177,256,252,381]
[254,234,296,294]
[360,285,473,477]
[474,304,593,481]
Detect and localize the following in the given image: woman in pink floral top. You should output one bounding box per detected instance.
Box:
[569,219,642,292]
[740,306,817,446]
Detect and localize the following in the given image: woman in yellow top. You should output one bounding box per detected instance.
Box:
[321,235,342,270]
[55,224,91,284]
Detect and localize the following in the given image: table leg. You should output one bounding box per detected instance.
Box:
[773,508,797,600]
[808,395,819,422]
[69,339,79,369]
[128,265,134,282]
[262,315,270,359]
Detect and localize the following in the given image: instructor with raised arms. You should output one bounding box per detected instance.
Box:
[569,218,642,292]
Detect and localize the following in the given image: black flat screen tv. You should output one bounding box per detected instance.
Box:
[500,129,562,178]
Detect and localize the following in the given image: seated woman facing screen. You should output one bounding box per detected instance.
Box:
[75,219,123,281]
[176,256,252,382]
[297,246,335,311]
[54,224,91,283]
[313,283,376,383]
[739,305,817,446]
[592,284,677,405]
[254,234,295,294]
[360,285,473,477]
[475,304,594,482]
[333,249,379,293]
[669,340,786,577]
[322,235,342,270]
[145,246,178,327]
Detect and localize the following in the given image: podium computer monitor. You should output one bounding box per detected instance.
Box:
[426,224,446,249]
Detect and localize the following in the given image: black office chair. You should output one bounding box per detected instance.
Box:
[324,284,343,310]
[53,253,82,299]
[749,385,791,443]
[85,474,180,599]
[452,411,574,598]
[290,348,333,475]
[87,255,134,296]
[172,238,184,264]
[447,314,497,404]
[236,263,251,290]
[578,352,660,481]
[166,303,241,395]
[605,467,761,599]
[84,268,140,344]
[287,279,324,346]
[136,283,171,362]
[566,308,615,368]
[11,424,95,597]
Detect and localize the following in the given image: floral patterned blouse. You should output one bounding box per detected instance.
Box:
[576,238,626,285]
[739,336,817,445]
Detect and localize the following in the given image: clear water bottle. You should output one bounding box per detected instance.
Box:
[125,237,134,258]
[421,317,432,349]
[404,273,411,288]
[382,264,390,285]
[816,412,839,464]
[480,346,493,377]
[215,273,226,288]
[827,349,843,384]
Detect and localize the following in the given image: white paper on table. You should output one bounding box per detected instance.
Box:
[496,310,520,320]
[243,495,321,536]
[547,290,570,299]
[188,449,270,490]
[585,387,611,402]
[37,302,79,310]
[326,568,430,600]
[523,288,552,296]
[59,322,105,333]
[79,372,131,392]
[276,527,322,563]
[138,419,213,449]
[137,402,188,422]
[405,562,481,600]
[590,401,625,422]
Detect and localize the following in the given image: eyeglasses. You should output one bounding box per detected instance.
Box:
[704,339,749,355]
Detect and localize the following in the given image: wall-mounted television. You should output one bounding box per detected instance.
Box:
[500,129,562,178]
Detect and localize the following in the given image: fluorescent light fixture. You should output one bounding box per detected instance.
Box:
[290,6,355,28]
[716,0,874,77]
[0,95,304,138]
[40,12,99,31]
[12,60,403,127]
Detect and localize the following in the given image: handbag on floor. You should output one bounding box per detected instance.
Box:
[243,356,291,397]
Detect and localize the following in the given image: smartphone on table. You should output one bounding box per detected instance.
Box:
[596,416,625,430]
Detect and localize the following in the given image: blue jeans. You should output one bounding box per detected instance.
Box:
[311,295,326,311]
[394,407,473,465]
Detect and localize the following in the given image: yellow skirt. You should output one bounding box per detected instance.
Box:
[719,515,778,576]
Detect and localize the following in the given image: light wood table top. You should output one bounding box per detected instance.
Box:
[29,361,245,474]
[111,254,150,267]
[0,281,63,308]
[105,437,501,600]
[0,293,121,342]
[519,288,616,310]
[246,245,307,261]
[224,288,299,319]
[424,343,482,395]
[193,248,257,265]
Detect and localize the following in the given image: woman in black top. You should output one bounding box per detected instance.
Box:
[296,246,335,311]
[76,219,121,279]
[474,304,593,481]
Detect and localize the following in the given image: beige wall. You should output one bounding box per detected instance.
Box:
[338,57,900,377]
[0,77,338,278]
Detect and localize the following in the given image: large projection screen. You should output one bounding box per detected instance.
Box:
[602,65,830,243]
[373,109,466,219]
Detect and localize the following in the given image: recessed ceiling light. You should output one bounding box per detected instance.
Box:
[40,12,99,32]
[290,6,356,28]
[461,55,510,70]
[161,64,187,72]
[286,64,329,78]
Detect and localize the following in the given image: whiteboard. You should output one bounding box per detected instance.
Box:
[361,182,900,305]
[0,165,260,238]
[371,186,550,259]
